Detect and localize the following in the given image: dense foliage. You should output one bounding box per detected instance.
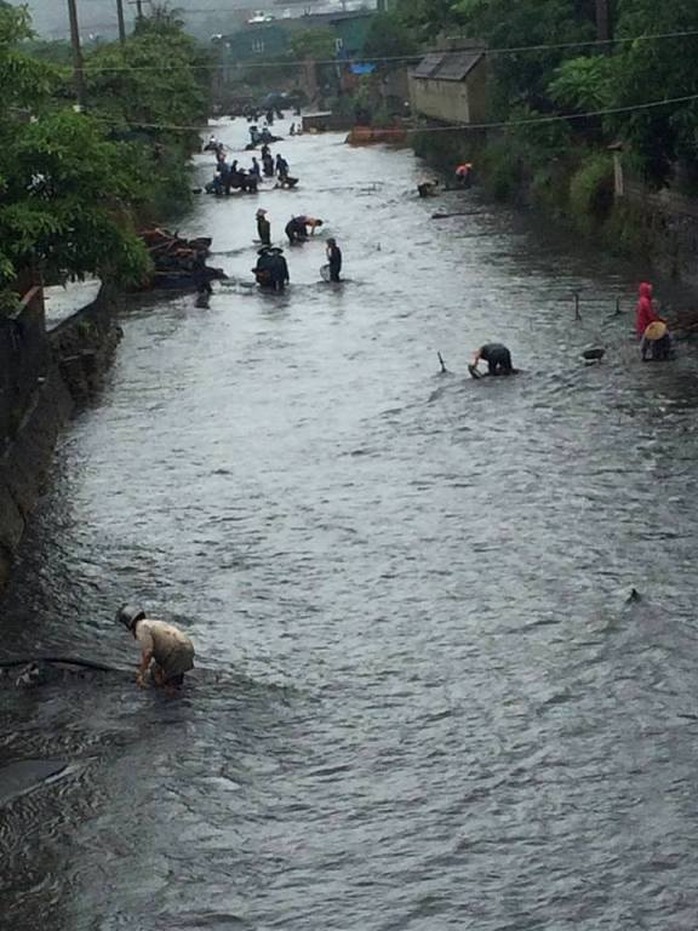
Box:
[394,0,698,185]
[0,2,210,299]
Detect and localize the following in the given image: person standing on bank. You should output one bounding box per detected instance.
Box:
[326,237,342,282]
[470,343,515,376]
[117,604,195,689]
[256,208,271,246]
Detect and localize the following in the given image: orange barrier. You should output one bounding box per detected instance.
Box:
[345,125,407,146]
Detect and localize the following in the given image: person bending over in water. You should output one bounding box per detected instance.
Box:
[299,215,323,235]
[285,216,308,244]
[117,604,195,690]
[471,343,515,376]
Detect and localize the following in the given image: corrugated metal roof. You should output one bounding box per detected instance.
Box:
[412,49,484,82]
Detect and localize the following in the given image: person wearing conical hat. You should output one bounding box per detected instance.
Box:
[642,320,673,362]
[253,244,273,287]
[636,282,672,361]
[256,208,271,246]
[267,246,289,292]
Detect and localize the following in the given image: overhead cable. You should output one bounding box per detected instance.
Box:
[62,27,698,74]
[82,91,698,135]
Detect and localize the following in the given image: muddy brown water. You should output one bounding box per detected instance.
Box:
[2,119,698,930]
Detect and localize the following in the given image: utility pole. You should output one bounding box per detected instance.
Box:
[596,0,611,44]
[116,0,126,44]
[66,0,86,110]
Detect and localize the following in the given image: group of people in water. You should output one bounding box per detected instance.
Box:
[469,280,674,379]
[253,208,342,290]
[204,134,298,197]
[202,117,345,300]
[120,135,679,695]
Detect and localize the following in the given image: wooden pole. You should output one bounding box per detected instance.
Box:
[66,0,86,110]
[596,0,611,44]
[116,0,126,44]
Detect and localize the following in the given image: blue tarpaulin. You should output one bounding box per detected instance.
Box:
[349,63,376,75]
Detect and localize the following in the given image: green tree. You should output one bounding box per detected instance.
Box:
[548,56,614,111]
[84,11,209,148]
[134,2,185,37]
[394,0,463,42]
[0,6,150,290]
[290,27,336,61]
[81,5,211,215]
[451,0,596,114]
[603,0,698,183]
[362,12,418,60]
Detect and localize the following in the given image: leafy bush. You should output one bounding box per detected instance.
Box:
[568,152,614,231]
[481,140,522,200]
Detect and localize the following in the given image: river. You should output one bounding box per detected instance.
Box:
[2,118,698,930]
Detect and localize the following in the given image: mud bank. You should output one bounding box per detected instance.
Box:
[0,284,122,588]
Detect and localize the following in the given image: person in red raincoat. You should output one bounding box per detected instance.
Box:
[635,281,659,338]
[635,281,672,360]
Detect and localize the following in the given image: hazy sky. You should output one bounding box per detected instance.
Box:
[12,0,339,40]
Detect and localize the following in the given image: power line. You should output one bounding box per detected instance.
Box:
[417,93,698,133]
[84,91,698,134]
[68,26,698,74]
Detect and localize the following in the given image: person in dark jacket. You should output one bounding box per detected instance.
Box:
[253,246,274,288]
[250,156,261,178]
[262,152,275,177]
[275,154,289,181]
[326,238,342,282]
[256,208,271,246]
[470,343,515,376]
[285,216,307,244]
[267,247,289,292]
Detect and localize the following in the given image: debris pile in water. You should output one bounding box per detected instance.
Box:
[138,228,226,291]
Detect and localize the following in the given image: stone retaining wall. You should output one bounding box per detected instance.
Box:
[623,182,698,286]
[0,283,122,588]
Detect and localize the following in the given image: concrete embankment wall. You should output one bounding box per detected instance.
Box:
[620,183,698,292]
[0,284,122,588]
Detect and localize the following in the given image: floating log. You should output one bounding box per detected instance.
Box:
[431,211,483,219]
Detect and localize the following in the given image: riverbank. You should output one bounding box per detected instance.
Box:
[0,284,122,588]
[412,125,698,302]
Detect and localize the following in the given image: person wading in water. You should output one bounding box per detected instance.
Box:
[469,343,516,377]
[256,208,271,246]
[326,237,342,282]
[117,605,195,690]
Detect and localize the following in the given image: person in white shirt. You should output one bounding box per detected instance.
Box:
[117,604,195,689]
